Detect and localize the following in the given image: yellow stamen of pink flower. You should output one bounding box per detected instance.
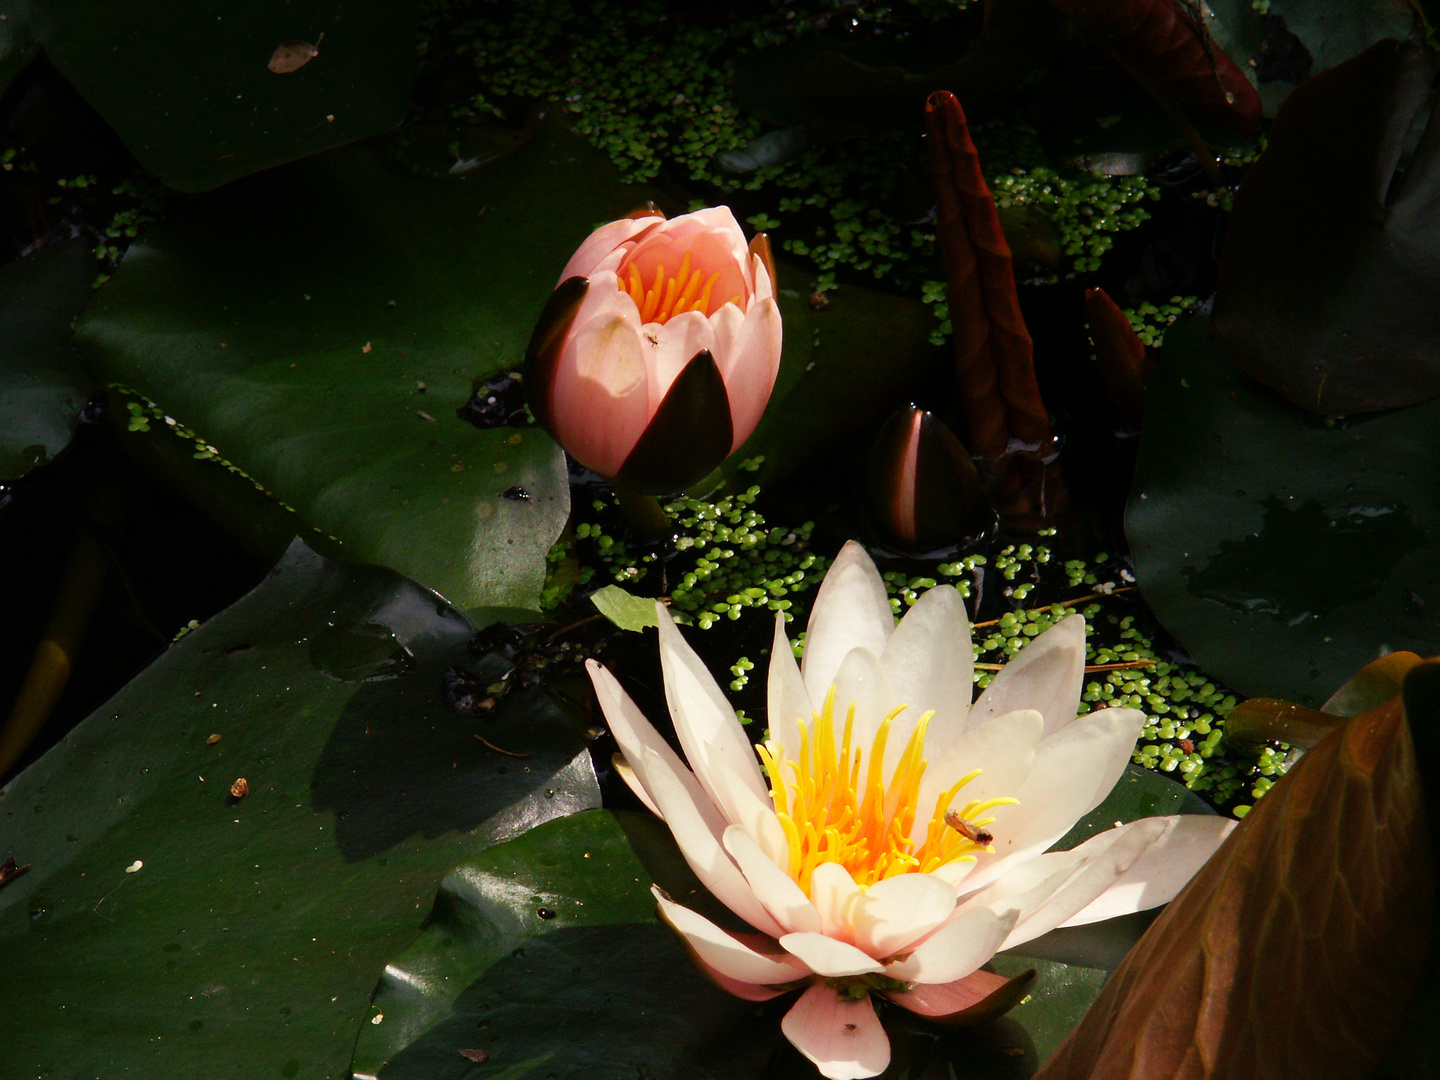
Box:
[620,254,731,324]
[756,687,1019,896]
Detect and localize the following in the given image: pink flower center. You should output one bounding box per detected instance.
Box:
[617,250,740,324]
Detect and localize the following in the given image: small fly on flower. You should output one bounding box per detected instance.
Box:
[944,809,993,847]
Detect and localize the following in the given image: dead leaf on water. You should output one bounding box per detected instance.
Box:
[268,34,321,74]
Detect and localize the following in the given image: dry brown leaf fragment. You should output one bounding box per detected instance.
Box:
[1032,666,1435,1080]
[268,39,319,74]
[206,733,222,745]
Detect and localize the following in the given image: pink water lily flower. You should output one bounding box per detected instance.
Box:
[586,542,1235,1080]
[525,205,782,494]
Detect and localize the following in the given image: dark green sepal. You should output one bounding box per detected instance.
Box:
[522,275,588,436]
[618,349,733,494]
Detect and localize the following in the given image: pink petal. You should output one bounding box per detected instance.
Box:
[781,984,890,1080]
[883,967,1035,1025]
[716,297,782,451]
[548,312,651,477]
[654,206,750,268]
[643,309,715,407]
[558,215,664,283]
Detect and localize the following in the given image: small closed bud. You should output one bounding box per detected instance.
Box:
[867,405,995,553]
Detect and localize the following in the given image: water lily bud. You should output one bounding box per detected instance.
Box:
[867,405,994,552]
[525,206,782,494]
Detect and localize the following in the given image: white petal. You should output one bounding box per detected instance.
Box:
[587,659,687,814]
[968,614,1087,737]
[879,584,973,774]
[656,605,770,813]
[612,753,662,818]
[997,816,1170,949]
[639,745,784,937]
[706,753,789,864]
[959,706,1147,894]
[809,862,863,940]
[829,646,895,757]
[883,905,1017,983]
[781,984,890,1080]
[1059,814,1237,927]
[912,708,1043,846]
[802,542,894,704]
[654,889,808,984]
[779,932,886,977]
[850,873,957,958]
[724,825,821,934]
[766,612,813,761]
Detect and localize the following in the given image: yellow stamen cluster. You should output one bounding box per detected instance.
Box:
[758,687,1018,896]
[619,251,740,324]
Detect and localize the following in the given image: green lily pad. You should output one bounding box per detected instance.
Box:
[0,541,600,1079]
[72,116,667,615]
[1264,0,1414,80]
[0,238,97,481]
[1126,314,1440,706]
[16,0,417,191]
[0,8,36,97]
[1213,39,1440,415]
[354,764,1209,1077]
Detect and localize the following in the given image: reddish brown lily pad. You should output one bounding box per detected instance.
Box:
[1033,661,1435,1079]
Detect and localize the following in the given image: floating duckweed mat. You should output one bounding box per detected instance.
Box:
[412,0,1159,297]
[545,470,1281,819]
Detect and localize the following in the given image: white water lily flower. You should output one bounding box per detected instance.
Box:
[586,541,1235,1080]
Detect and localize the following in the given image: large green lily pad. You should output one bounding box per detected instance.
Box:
[72,116,671,615]
[0,541,600,1079]
[354,764,1208,1078]
[1126,314,1440,706]
[1213,39,1440,415]
[0,238,97,481]
[15,0,417,192]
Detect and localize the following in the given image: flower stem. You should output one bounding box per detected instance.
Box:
[613,483,673,543]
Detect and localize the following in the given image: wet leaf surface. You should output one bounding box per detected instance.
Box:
[353,764,1207,1078]
[0,541,600,1079]
[1127,314,1440,705]
[0,238,97,480]
[1033,662,1435,1080]
[72,117,649,615]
